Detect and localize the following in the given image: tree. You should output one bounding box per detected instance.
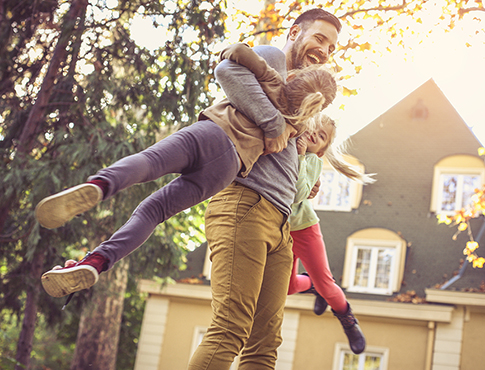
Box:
[1,0,226,368]
[234,0,484,94]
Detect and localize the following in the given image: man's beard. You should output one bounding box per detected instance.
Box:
[290,37,306,70]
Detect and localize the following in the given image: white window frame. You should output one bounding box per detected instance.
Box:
[332,342,389,370]
[190,326,240,369]
[435,169,483,215]
[343,238,404,295]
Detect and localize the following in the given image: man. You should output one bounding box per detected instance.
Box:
[188,8,341,370]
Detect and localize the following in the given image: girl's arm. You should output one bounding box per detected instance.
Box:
[214,45,286,139]
[293,153,324,204]
[219,43,282,83]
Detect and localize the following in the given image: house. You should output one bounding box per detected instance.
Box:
[133,79,485,370]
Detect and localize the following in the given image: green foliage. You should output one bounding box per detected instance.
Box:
[0,0,227,366]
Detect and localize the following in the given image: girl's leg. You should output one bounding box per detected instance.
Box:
[93,122,240,269]
[287,249,311,295]
[291,224,348,313]
[92,120,238,198]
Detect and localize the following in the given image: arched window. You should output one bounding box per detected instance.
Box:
[430,155,485,215]
[342,228,406,295]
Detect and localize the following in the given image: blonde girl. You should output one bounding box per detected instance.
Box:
[287,113,375,354]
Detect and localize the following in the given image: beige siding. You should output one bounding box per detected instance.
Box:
[461,308,485,370]
[432,307,464,370]
[134,296,169,370]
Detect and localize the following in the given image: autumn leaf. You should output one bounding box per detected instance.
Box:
[466,241,479,253]
[473,257,485,268]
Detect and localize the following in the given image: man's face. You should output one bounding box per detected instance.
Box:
[289,20,339,70]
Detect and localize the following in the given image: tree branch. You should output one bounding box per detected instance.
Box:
[339,0,407,18]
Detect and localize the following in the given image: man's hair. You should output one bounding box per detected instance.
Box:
[293,8,342,33]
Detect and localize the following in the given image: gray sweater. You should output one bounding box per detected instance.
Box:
[215,45,298,216]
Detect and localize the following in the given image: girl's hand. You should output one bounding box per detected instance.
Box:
[296,136,308,155]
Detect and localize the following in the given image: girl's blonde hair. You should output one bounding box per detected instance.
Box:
[280,65,337,135]
[312,113,375,184]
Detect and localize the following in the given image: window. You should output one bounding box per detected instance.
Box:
[313,169,352,211]
[430,155,485,215]
[342,229,406,295]
[312,155,367,212]
[333,343,389,370]
[437,173,481,214]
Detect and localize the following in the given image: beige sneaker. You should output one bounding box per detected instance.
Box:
[41,264,99,298]
[35,183,103,229]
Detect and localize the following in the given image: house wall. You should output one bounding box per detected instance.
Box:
[460,307,485,370]
[158,298,212,370]
[293,313,429,369]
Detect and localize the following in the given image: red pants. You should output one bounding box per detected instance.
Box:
[288,223,348,314]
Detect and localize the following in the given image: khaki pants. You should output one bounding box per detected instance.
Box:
[188,182,293,370]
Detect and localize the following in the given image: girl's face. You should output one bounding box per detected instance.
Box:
[303,124,334,157]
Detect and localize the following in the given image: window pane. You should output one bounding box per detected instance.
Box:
[317,171,335,206]
[336,174,350,208]
[374,249,394,289]
[354,248,371,288]
[440,174,458,211]
[364,355,382,370]
[343,352,359,370]
[461,175,481,209]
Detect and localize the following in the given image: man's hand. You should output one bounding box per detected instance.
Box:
[308,179,321,199]
[263,124,297,155]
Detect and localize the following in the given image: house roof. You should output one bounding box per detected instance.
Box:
[321,78,485,299]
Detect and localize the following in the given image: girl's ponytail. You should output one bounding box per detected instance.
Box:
[325,143,375,184]
[282,65,337,135]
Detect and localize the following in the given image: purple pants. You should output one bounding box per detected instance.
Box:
[91,120,240,269]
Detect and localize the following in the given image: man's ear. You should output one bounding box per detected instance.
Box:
[288,24,301,41]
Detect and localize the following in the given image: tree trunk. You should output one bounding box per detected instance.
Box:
[18,0,88,154]
[70,257,129,370]
[14,250,45,370]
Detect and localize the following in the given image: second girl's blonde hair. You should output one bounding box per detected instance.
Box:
[312,113,375,184]
[280,65,337,135]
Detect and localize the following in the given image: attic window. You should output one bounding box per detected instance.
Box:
[411,99,428,120]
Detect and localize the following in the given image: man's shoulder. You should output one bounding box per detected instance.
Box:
[252,45,287,77]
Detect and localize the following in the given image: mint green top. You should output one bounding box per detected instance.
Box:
[289,153,323,232]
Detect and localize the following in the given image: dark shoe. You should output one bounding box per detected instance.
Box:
[300,272,328,316]
[332,303,366,354]
[41,252,108,298]
[35,183,103,229]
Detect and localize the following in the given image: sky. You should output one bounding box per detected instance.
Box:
[130,1,485,146]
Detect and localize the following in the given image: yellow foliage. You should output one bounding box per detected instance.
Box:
[465,241,479,253]
[458,222,468,231]
[473,257,485,268]
[437,213,452,225]
[478,147,485,156]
